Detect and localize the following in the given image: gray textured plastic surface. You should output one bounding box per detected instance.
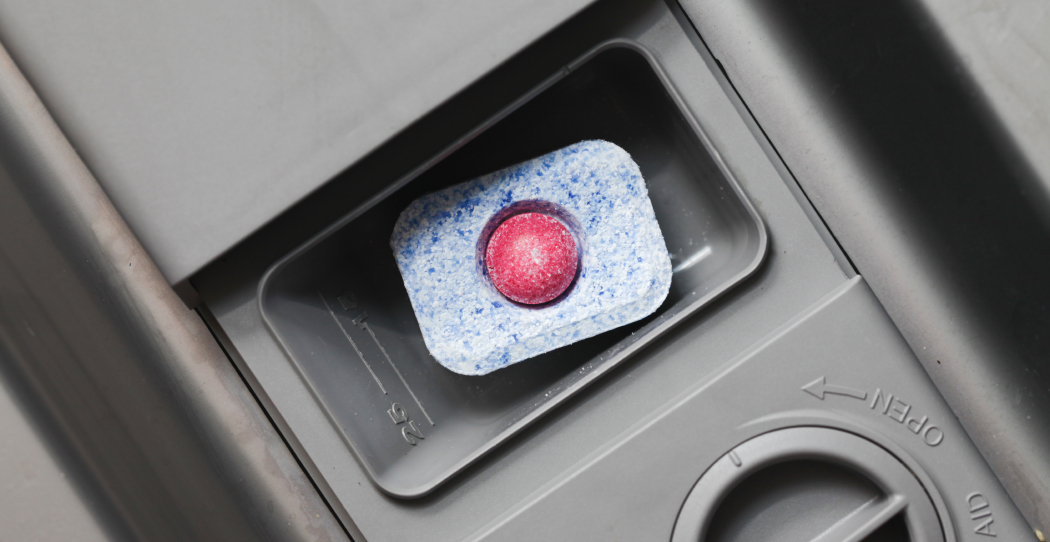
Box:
[679,0,1050,530]
[473,279,1034,541]
[197,1,1026,539]
[259,43,766,497]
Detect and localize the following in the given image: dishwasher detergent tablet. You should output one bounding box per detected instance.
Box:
[390,140,672,375]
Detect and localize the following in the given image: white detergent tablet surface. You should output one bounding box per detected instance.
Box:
[390,140,672,375]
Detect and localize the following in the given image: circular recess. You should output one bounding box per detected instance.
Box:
[672,427,944,542]
[485,212,579,305]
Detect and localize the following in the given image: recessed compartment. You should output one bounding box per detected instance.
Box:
[259,42,766,497]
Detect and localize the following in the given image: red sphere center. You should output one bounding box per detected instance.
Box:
[485,212,578,305]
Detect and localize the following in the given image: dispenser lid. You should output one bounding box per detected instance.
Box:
[673,427,944,542]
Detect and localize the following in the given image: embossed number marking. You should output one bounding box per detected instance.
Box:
[388,402,425,446]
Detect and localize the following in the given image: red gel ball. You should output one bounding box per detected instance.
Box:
[485,212,579,305]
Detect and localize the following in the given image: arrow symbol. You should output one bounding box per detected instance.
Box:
[802,376,867,401]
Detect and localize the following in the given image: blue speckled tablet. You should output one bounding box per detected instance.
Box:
[390,140,672,375]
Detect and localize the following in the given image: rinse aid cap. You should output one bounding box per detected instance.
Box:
[485,212,579,305]
[390,140,672,375]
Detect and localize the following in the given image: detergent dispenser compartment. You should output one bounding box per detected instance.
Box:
[258,43,766,497]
